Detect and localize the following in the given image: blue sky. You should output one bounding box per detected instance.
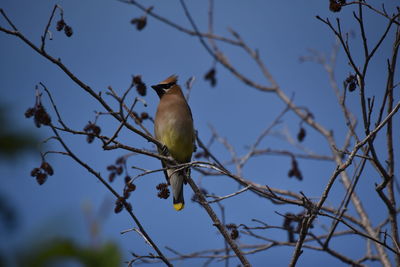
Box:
[1,0,399,266]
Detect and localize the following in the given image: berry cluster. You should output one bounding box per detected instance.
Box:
[297,127,306,142]
[329,0,346,12]
[107,156,126,183]
[25,102,51,128]
[56,19,73,37]
[226,223,239,240]
[288,157,303,181]
[123,176,137,199]
[107,156,137,213]
[156,183,170,199]
[83,121,101,144]
[130,16,147,31]
[344,73,358,92]
[204,68,217,87]
[131,111,150,125]
[114,197,132,214]
[133,75,147,96]
[30,161,54,185]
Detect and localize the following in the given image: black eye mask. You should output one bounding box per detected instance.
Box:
[151,82,176,98]
[158,82,176,89]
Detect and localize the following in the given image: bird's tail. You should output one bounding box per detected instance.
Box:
[168,169,185,211]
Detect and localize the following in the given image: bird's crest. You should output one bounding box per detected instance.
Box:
[159,75,178,85]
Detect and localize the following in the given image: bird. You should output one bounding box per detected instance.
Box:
[152,75,195,211]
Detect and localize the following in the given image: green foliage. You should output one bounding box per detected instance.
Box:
[0,133,38,158]
[19,239,121,267]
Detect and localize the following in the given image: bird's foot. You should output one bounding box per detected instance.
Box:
[160,145,169,156]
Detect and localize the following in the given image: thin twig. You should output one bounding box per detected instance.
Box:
[49,124,172,266]
[41,5,58,51]
[207,185,251,204]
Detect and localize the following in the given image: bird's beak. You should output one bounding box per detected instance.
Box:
[151,84,164,98]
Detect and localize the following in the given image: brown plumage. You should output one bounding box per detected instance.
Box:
[152,75,195,211]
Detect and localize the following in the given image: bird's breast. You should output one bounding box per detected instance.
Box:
[155,108,194,163]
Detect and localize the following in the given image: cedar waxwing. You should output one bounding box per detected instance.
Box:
[152,75,195,211]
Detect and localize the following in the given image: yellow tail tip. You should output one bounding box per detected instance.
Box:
[173,203,184,211]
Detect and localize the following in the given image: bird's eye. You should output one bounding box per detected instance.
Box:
[159,82,175,90]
